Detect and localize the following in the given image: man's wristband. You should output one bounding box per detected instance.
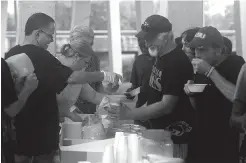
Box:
[206,66,215,78]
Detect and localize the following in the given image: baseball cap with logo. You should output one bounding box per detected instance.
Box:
[136,15,172,41]
[189,26,224,49]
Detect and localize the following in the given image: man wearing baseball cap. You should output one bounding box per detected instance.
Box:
[184,26,245,163]
[118,15,195,159]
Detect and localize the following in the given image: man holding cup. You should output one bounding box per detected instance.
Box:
[184,26,245,163]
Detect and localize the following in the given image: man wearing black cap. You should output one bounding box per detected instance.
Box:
[118,15,195,158]
[184,26,245,163]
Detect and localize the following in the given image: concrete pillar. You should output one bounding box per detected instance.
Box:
[168,1,203,38]
[135,1,154,32]
[107,0,122,75]
[71,1,91,28]
[135,1,154,54]
[16,1,56,54]
[234,1,242,57]
[240,0,246,60]
[1,1,8,57]
[159,0,168,17]
[235,0,246,60]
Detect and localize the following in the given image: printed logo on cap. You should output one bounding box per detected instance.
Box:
[195,32,206,39]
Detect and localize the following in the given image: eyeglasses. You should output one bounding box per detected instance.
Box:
[40,30,53,40]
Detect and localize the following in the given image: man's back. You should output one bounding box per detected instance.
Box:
[6,44,72,156]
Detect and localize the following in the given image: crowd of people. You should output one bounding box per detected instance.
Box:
[124,15,246,163]
[1,12,246,163]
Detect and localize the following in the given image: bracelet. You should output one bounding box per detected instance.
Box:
[69,105,77,112]
[206,67,215,78]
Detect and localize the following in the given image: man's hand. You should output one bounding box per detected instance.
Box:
[23,73,39,92]
[124,88,135,100]
[192,58,212,75]
[103,71,123,87]
[107,103,133,120]
[184,80,198,96]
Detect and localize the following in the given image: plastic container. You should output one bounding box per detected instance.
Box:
[82,114,106,140]
[107,123,146,138]
[186,84,207,93]
[143,130,173,158]
[161,132,174,158]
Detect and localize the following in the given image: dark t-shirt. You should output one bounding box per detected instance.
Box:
[5,45,73,156]
[1,58,18,163]
[130,53,155,107]
[146,47,194,144]
[187,55,245,162]
[1,58,18,108]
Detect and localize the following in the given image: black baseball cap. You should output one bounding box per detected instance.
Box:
[189,26,224,49]
[136,15,172,41]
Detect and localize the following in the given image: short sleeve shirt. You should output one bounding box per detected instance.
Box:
[5,45,73,156]
[192,55,245,161]
[146,47,194,144]
[1,58,18,143]
[130,53,155,107]
[1,58,18,108]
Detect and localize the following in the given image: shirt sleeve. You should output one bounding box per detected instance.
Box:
[161,62,193,96]
[46,57,73,94]
[1,58,18,108]
[234,63,246,103]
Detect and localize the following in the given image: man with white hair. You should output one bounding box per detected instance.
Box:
[117,15,195,158]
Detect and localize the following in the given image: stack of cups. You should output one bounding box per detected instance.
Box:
[102,144,115,163]
[127,133,140,163]
[113,132,140,163]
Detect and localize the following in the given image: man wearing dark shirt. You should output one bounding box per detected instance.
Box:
[5,13,121,163]
[185,26,245,163]
[1,58,38,163]
[118,15,195,158]
[126,36,155,108]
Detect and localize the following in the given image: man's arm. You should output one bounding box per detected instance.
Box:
[67,70,104,84]
[230,64,246,131]
[231,99,246,131]
[124,95,178,120]
[79,83,105,105]
[209,69,235,102]
[5,87,33,117]
[4,73,38,117]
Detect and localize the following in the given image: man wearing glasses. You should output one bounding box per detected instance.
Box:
[4,13,121,163]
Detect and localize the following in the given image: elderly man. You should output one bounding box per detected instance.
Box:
[184,26,245,163]
[117,15,195,159]
[5,13,121,163]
